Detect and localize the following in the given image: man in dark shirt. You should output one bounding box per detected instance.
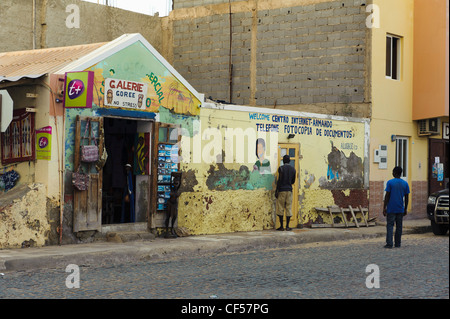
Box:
[276,155,296,231]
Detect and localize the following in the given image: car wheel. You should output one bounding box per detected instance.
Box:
[431,220,449,235]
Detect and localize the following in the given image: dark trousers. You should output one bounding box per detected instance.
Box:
[386,213,403,247]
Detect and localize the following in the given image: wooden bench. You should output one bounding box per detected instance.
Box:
[313,205,374,228]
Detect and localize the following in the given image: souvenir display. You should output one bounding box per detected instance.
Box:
[157,143,179,211]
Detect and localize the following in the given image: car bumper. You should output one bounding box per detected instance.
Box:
[427,205,449,224]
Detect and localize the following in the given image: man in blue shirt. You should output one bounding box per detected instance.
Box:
[383,166,410,248]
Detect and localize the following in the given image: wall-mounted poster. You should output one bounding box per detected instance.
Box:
[437,163,444,182]
[63,71,94,108]
[36,126,52,160]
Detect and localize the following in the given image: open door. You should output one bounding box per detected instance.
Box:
[429,139,449,194]
[135,120,152,223]
[73,115,104,233]
[276,143,299,229]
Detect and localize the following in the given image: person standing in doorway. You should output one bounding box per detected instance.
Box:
[275,155,296,231]
[383,166,410,248]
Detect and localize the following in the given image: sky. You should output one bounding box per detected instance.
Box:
[82,0,172,17]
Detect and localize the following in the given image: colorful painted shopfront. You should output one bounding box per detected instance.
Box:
[58,34,203,237]
[1,33,370,246]
[55,33,370,238]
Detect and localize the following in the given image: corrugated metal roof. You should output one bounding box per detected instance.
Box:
[0,42,106,83]
[0,33,203,103]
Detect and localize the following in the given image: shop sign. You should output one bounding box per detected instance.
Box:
[104,78,148,110]
[36,126,52,160]
[63,71,94,108]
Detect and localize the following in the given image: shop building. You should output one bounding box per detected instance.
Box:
[1,33,369,246]
[0,34,202,247]
[369,0,449,221]
[4,0,446,247]
[168,0,448,222]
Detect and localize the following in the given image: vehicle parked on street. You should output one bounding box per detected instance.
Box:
[427,185,449,235]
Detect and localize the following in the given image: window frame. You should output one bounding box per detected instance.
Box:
[386,34,401,81]
[395,136,409,180]
[1,108,36,165]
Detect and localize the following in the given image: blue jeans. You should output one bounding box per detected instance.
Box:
[386,213,403,247]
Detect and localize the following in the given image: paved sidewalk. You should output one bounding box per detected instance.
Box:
[0,219,431,273]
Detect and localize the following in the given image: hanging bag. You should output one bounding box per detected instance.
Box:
[72,165,90,191]
[80,119,99,163]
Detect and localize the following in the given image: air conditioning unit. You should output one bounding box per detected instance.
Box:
[418,118,440,136]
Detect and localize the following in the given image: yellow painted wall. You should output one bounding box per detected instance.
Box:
[0,78,62,248]
[0,79,62,200]
[370,0,428,184]
[0,183,50,248]
[177,106,368,234]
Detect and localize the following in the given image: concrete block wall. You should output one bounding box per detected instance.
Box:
[256,1,367,107]
[0,0,163,54]
[171,0,371,116]
[173,10,253,104]
[174,0,242,10]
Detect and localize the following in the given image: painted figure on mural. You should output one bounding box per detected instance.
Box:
[106,89,114,104]
[138,94,144,108]
[253,138,271,174]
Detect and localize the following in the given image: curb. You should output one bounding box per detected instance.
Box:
[0,223,430,273]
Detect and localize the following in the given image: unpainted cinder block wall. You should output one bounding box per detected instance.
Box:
[0,0,163,54]
[170,0,371,118]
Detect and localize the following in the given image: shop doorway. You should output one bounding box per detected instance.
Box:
[276,143,300,229]
[102,117,152,225]
[429,139,449,194]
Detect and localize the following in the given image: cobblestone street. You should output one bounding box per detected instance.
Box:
[1,233,448,300]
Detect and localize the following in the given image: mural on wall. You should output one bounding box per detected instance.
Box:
[253,138,271,174]
[87,41,201,116]
[206,163,275,191]
[64,108,98,172]
[134,132,150,175]
[181,108,366,194]
[64,41,202,178]
[320,142,364,189]
[173,106,369,234]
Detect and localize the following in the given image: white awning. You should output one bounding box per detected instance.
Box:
[0,74,45,83]
[0,89,13,132]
